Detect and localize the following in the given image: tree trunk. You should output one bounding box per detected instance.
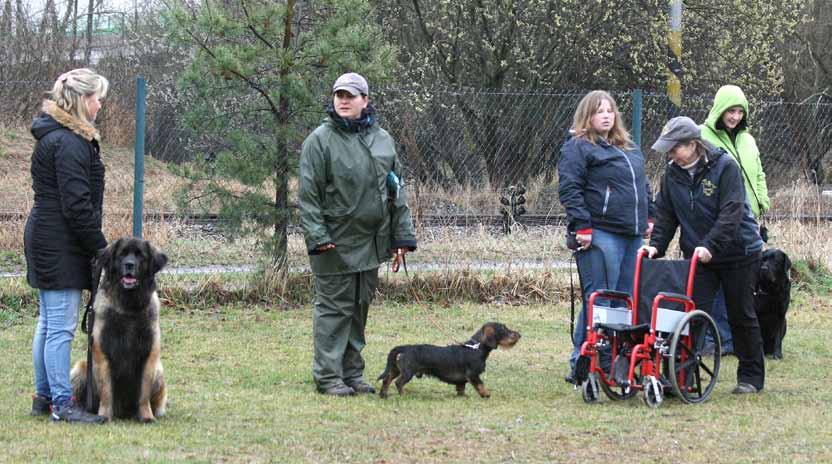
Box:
[84,0,93,64]
[270,0,295,274]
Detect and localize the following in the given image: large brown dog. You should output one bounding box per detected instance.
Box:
[71,237,168,422]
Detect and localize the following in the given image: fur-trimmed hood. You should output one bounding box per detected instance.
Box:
[31,99,100,142]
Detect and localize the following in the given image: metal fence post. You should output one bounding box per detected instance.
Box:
[632,88,643,149]
[133,76,146,238]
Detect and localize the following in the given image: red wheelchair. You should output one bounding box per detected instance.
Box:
[573,249,721,407]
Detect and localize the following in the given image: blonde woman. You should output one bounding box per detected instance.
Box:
[25,68,109,423]
[557,90,654,382]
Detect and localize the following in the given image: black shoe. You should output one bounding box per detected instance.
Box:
[50,403,107,424]
[731,382,759,395]
[31,394,52,417]
[318,384,356,397]
[345,380,376,394]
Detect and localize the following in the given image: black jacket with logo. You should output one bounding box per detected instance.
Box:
[649,147,763,266]
[558,136,654,236]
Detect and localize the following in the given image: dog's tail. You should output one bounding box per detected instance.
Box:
[70,360,89,407]
[377,347,404,381]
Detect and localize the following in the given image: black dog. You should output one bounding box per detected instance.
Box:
[377,322,521,399]
[756,248,792,359]
[71,237,168,422]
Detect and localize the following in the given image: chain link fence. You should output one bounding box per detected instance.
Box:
[3,81,832,220]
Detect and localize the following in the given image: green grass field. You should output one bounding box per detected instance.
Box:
[1,292,831,463]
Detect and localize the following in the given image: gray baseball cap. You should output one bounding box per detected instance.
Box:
[332,72,368,96]
[651,116,701,154]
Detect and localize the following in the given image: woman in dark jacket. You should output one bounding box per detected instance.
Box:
[558,90,654,381]
[644,116,765,394]
[25,68,109,423]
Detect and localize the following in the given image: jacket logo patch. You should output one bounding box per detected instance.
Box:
[702,179,717,196]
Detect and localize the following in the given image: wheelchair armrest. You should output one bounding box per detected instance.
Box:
[657,291,692,303]
[594,289,630,299]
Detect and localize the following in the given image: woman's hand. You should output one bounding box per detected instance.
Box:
[643,220,654,239]
[641,245,658,258]
[576,232,592,250]
[390,248,408,272]
[316,243,336,253]
[694,246,712,263]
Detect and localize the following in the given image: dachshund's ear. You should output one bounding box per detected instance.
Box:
[478,325,498,349]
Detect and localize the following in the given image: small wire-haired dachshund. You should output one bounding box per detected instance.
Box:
[377,322,521,399]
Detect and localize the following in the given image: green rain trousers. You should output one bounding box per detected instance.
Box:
[312,268,379,390]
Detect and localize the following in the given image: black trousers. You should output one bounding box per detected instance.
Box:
[692,252,765,390]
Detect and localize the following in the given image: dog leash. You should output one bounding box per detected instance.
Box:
[81,257,103,413]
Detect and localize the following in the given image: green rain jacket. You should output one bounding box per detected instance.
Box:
[299,117,417,276]
[700,85,770,217]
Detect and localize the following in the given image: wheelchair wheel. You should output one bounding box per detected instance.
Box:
[641,375,663,408]
[600,381,638,401]
[668,310,721,404]
[581,373,600,403]
[600,355,639,400]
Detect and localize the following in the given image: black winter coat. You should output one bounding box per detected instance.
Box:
[649,147,763,266]
[558,136,654,236]
[24,100,107,290]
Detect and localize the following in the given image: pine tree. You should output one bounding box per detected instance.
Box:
[165,0,397,274]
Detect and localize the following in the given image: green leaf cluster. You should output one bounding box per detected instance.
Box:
[163,0,397,266]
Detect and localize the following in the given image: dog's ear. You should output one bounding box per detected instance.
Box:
[477,324,498,350]
[782,252,792,281]
[98,238,123,278]
[150,244,168,275]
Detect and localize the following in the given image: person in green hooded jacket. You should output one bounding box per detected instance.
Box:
[700,85,769,218]
[700,85,769,357]
[299,72,417,396]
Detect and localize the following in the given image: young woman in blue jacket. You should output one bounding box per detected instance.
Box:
[558,90,654,381]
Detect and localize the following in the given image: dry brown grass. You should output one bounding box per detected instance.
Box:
[2,125,831,273]
[1,124,185,252]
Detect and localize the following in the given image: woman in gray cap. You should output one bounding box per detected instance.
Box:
[643,116,766,394]
[298,72,417,396]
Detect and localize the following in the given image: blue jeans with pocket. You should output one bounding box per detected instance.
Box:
[32,289,82,409]
[570,229,643,368]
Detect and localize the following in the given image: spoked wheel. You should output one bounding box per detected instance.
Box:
[600,379,638,401]
[642,375,663,408]
[669,310,721,404]
[600,354,639,400]
[582,373,601,403]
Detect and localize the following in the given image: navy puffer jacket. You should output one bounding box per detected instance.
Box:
[558,136,654,236]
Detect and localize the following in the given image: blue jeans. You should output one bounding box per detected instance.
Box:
[570,229,643,367]
[32,289,81,408]
[707,287,734,352]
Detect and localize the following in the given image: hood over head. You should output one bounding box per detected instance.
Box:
[704,85,750,132]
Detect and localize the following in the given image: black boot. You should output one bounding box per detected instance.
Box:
[30,394,51,416]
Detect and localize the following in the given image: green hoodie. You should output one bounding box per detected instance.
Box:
[700,85,769,217]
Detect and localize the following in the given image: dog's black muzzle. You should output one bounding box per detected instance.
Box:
[120,254,140,290]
